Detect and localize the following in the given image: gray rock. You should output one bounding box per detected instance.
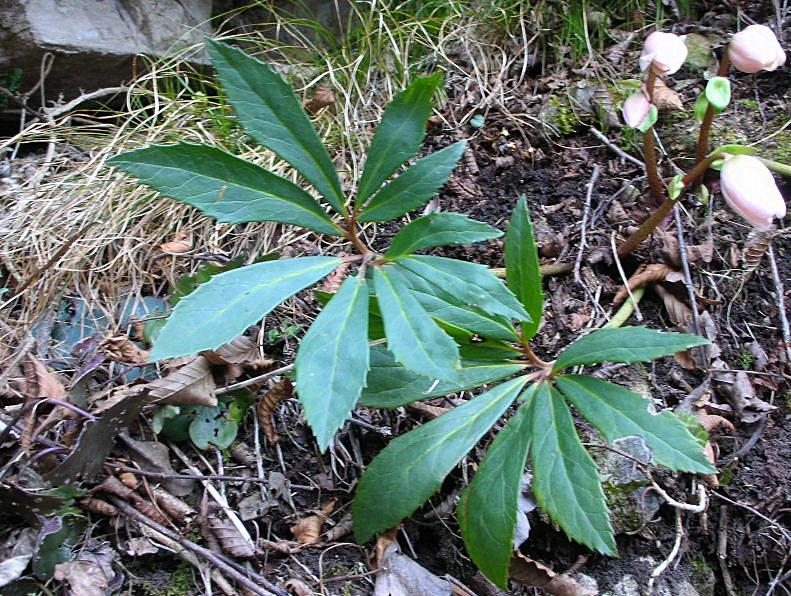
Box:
[0,0,211,103]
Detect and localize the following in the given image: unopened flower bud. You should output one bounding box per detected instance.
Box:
[728,24,786,74]
[720,155,786,231]
[622,91,652,129]
[639,31,688,75]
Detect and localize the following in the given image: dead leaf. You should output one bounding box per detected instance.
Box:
[290,500,336,545]
[651,78,683,110]
[320,259,351,294]
[146,355,217,407]
[613,263,683,306]
[711,363,777,423]
[119,435,194,497]
[284,578,313,596]
[304,85,336,114]
[743,231,773,277]
[159,230,193,254]
[373,532,454,596]
[323,511,353,542]
[509,552,593,595]
[100,334,150,366]
[696,412,735,487]
[79,497,119,517]
[654,285,692,326]
[257,378,294,444]
[21,354,66,399]
[407,401,449,419]
[203,336,263,366]
[124,537,159,557]
[207,511,256,558]
[53,541,116,596]
[93,475,171,526]
[151,486,195,523]
[0,528,36,588]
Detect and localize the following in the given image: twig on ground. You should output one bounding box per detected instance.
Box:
[767,244,791,368]
[717,505,738,596]
[649,479,707,513]
[107,463,268,484]
[611,232,644,321]
[108,496,284,596]
[216,364,293,395]
[590,127,645,168]
[574,165,601,283]
[673,207,702,336]
[712,492,791,543]
[646,509,684,595]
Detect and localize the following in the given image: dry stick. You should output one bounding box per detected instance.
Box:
[574,165,601,283]
[767,244,791,367]
[646,509,684,596]
[717,505,738,596]
[611,232,643,321]
[589,126,645,168]
[215,364,294,396]
[673,206,702,336]
[107,463,271,484]
[107,496,283,596]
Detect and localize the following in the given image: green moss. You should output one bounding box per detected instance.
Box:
[543,95,582,135]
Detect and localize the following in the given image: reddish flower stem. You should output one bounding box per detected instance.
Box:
[642,67,663,204]
[617,154,722,257]
[693,53,731,177]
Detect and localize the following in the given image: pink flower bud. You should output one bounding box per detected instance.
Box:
[720,155,786,231]
[639,32,688,75]
[728,24,786,74]
[622,91,652,128]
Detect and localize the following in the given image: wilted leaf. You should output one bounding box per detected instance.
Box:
[0,528,36,588]
[509,552,594,596]
[120,435,194,497]
[159,230,193,254]
[257,378,293,444]
[612,263,683,307]
[53,541,116,596]
[290,500,336,545]
[653,285,693,327]
[21,354,66,399]
[100,335,150,366]
[207,512,256,558]
[373,532,453,596]
[202,335,263,366]
[651,78,683,110]
[304,85,336,114]
[146,355,217,407]
[45,396,142,484]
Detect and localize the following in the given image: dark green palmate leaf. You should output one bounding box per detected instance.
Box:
[359,346,525,409]
[530,384,616,555]
[109,144,342,236]
[151,257,341,361]
[356,74,443,205]
[385,212,501,258]
[403,273,519,342]
[353,376,529,543]
[206,40,346,214]
[554,326,709,372]
[373,266,460,381]
[358,141,467,222]
[555,375,714,474]
[458,384,537,587]
[505,196,543,338]
[395,255,528,321]
[296,275,370,451]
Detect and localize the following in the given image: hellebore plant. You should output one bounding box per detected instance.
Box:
[618,25,788,257]
[110,40,714,587]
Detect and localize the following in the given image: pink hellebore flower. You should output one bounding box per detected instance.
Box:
[639,31,688,75]
[728,24,786,74]
[720,155,786,231]
[622,91,652,129]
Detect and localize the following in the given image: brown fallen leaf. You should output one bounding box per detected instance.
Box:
[100,334,150,366]
[407,401,449,419]
[79,497,119,517]
[21,354,67,399]
[653,285,692,327]
[159,230,193,254]
[320,258,351,294]
[257,378,294,444]
[742,230,773,277]
[284,578,313,596]
[612,263,684,307]
[373,530,454,596]
[509,552,593,596]
[53,541,116,596]
[290,499,336,545]
[696,413,735,487]
[203,335,264,366]
[651,78,684,110]
[146,355,217,407]
[151,486,195,523]
[304,85,336,114]
[207,512,256,558]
